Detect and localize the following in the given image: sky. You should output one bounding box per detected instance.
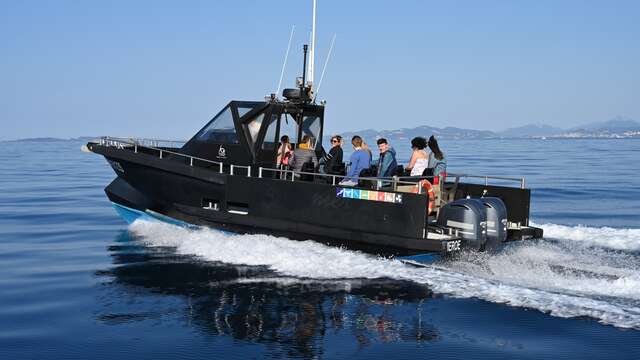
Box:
[1,0,639,140]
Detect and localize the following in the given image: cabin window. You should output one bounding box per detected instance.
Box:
[279,113,298,145]
[301,116,321,147]
[201,198,220,211]
[196,107,239,143]
[246,113,265,145]
[227,202,249,215]
[262,113,279,150]
[237,106,256,119]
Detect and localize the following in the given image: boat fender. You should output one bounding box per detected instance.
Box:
[413,180,435,214]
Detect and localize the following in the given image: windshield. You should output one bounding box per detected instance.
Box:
[301,116,321,148]
[195,106,239,143]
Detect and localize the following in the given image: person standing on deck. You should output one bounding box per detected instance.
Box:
[322,135,343,174]
[339,136,371,186]
[276,135,293,169]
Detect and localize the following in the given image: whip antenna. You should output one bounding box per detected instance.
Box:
[276,25,295,97]
[308,0,317,88]
[314,33,336,102]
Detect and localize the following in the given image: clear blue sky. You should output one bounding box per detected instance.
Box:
[1,0,638,140]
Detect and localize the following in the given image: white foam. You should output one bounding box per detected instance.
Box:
[534,222,640,251]
[443,242,640,300]
[128,220,640,329]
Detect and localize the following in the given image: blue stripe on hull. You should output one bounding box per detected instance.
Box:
[111,202,192,228]
[112,202,154,224]
[398,253,441,265]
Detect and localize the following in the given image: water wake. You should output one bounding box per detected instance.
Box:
[128,220,640,329]
[534,222,640,251]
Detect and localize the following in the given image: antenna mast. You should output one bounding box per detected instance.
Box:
[314,33,336,102]
[276,25,295,97]
[308,0,317,89]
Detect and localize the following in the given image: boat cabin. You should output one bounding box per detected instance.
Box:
[181,100,325,168]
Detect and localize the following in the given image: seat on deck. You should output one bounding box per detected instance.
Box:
[327,162,346,176]
[299,161,316,182]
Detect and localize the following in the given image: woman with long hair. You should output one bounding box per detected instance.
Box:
[427,135,447,177]
[406,136,429,176]
[322,135,343,174]
[276,135,293,169]
[360,140,373,159]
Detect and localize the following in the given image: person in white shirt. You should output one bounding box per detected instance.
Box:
[406,137,429,176]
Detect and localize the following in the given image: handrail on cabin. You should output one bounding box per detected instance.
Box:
[99,136,186,148]
[94,136,251,177]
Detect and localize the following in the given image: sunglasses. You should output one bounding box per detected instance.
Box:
[331,139,339,143]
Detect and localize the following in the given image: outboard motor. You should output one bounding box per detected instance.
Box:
[480,197,508,250]
[437,199,487,250]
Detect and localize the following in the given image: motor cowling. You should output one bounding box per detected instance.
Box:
[437,199,487,250]
[480,197,508,250]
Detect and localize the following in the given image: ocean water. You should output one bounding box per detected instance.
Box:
[1,138,639,359]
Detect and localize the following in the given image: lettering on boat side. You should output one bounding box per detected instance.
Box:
[107,160,124,173]
[336,187,403,204]
[311,193,349,209]
[217,146,227,159]
[446,240,461,252]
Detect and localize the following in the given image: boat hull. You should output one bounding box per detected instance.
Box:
[90,142,541,256]
[93,143,460,255]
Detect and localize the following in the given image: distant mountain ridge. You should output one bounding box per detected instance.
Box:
[2,136,97,143]
[339,125,496,142]
[4,117,639,143]
[498,124,564,138]
[336,117,640,142]
[570,116,639,132]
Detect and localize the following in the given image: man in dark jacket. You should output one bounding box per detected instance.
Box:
[376,138,397,178]
[291,135,318,173]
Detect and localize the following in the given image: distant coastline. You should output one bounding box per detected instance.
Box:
[1,136,98,143]
[336,116,640,141]
[4,117,639,143]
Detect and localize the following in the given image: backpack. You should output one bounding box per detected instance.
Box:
[281,150,292,165]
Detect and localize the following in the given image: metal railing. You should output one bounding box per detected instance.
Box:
[95,136,252,177]
[98,136,186,149]
[258,167,435,193]
[93,136,526,189]
[446,173,525,189]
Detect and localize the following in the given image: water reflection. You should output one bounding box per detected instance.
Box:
[96,232,440,357]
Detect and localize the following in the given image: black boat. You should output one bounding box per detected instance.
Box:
[84,5,542,259]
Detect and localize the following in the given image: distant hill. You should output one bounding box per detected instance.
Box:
[499,124,564,138]
[5,137,68,142]
[561,116,640,137]
[3,136,97,143]
[498,117,640,139]
[5,116,639,144]
[338,125,497,143]
[332,116,639,142]
[570,116,639,132]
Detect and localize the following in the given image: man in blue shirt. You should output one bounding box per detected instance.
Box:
[339,135,371,186]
